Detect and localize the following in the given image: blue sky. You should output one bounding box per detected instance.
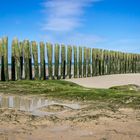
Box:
[0,0,140,53]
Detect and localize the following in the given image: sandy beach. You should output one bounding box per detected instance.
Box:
[0,102,140,140]
[0,75,140,140]
[66,74,140,89]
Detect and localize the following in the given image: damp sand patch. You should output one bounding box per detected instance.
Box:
[0,93,140,140]
[0,94,80,117]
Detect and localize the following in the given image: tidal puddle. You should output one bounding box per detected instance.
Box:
[0,94,80,116]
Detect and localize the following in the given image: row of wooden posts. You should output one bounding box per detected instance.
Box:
[0,37,140,81]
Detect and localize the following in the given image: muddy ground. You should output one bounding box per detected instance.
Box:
[0,101,140,140]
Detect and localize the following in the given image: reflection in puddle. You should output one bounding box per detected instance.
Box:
[0,94,80,116]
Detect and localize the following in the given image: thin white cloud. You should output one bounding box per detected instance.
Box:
[42,0,100,31]
[39,32,106,47]
[64,33,106,47]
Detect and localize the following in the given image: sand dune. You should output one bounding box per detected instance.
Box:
[66,74,140,89]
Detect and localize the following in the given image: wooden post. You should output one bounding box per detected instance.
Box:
[29,43,32,80]
[135,54,137,73]
[67,45,72,79]
[19,42,24,79]
[83,47,87,77]
[0,39,1,60]
[14,38,20,80]
[114,51,118,74]
[101,50,106,75]
[79,47,82,78]
[98,49,102,75]
[61,44,66,79]
[107,50,110,75]
[109,51,112,74]
[87,48,91,77]
[121,52,123,74]
[129,54,132,73]
[40,42,46,80]
[101,50,104,75]
[118,52,121,74]
[3,37,9,81]
[131,54,134,73]
[124,53,127,73]
[127,53,130,73]
[73,46,77,78]
[122,53,124,73]
[138,55,140,73]
[92,48,96,76]
[47,43,53,79]
[54,44,60,79]
[136,54,139,73]
[23,40,30,80]
[1,39,5,81]
[32,41,39,80]
[106,50,109,75]
[106,50,110,74]
[11,39,16,80]
[112,51,115,74]
[122,53,125,73]
[0,39,2,80]
[117,51,120,73]
[96,49,100,76]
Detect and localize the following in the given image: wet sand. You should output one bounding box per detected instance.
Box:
[0,94,140,140]
[0,77,140,140]
[0,107,140,140]
[66,74,140,89]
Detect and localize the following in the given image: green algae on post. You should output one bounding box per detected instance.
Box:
[87,48,91,77]
[14,38,20,80]
[3,37,9,81]
[54,44,60,79]
[40,42,46,80]
[32,41,39,80]
[19,42,24,79]
[67,45,72,79]
[61,44,66,79]
[73,46,77,78]
[83,47,87,77]
[79,47,82,78]
[0,39,3,80]
[47,43,53,79]
[23,40,30,80]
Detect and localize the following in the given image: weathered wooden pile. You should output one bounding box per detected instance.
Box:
[0,37,140,81]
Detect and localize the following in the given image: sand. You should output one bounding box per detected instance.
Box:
[0,73,140,140]
[0,93,140,140]
[0,106,140,140]
[66,74,140,88]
